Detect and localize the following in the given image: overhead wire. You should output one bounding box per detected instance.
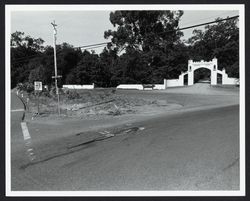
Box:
[180,11,238,27]
[81,44,108,51]
[11,42,110,64]
[159,15,239,35]
[74,42,111,50]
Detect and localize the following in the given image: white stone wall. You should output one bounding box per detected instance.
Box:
[116,84,144,90]
[218,69,239,85]
[165,79,180,87]
[116,84,167,90]
[223,77,239,85]
[63,84,95,89]
[153,84,166,90]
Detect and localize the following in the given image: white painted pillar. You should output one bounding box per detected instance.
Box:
[188,60,193,86]
[178,73,184,86]
[211,58,218,85]
[188,72,194,86]
[222,68,228,85]
[164,79,167,89]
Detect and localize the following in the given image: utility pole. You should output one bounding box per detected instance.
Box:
[51,20,62,115]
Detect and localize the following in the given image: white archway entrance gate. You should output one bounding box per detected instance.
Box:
[116,58,239,90]
[187,58,218,85]
[175,58,238,86]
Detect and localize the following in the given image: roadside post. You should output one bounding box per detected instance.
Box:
[51,20,62,116]
[27,97,30,112]
[34,81,42,115]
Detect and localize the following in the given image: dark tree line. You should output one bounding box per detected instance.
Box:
[11,11,239,89]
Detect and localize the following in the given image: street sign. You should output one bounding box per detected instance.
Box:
[34,81,42,91]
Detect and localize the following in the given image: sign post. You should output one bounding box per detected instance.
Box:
[34,81,42,114]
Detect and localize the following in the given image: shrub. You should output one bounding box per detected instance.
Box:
[65,90,81,100]
[16,82,34,93]
[16,83,24,91]
[41,90,51,98]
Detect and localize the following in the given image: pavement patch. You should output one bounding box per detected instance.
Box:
[20,125,146,169]
[68,133,115,149]
[11,109,25,112]
[21,122,31,140]
[113,126,145,136]
[20,122,36,162]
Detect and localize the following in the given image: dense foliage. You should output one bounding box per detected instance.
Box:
[188,17,239,78]
[11,12,239,89]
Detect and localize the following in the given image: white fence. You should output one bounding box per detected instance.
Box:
[153,84,166,90]
[63,84,95,90]
[117,83,166,90]
[116,84,144,90]
[165,79,180,87]
[116,79,183,90]
[221,71,239,85]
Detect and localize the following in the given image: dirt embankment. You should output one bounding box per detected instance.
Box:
[17,84,239,124]
[20,88,181,122]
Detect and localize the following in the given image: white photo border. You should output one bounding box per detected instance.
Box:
[5,4,245,197]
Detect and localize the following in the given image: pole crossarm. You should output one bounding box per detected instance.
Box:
[51,20,58,35]
[52,75,62,79]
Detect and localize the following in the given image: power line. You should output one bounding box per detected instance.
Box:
[180,11,238,27]
[11,45,108,64]
[81,44,108,51]
[178,15,239,31]
[161,15,239,35]
[74,42,111,50]
[11,42,111,63]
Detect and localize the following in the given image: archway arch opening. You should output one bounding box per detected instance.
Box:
[193,68,211,84]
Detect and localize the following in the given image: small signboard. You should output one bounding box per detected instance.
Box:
[34,81,42,91]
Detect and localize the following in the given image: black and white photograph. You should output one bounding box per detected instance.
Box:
[5,4,245,196]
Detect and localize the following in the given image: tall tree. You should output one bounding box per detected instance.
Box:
[66,50,100,85]
[11,31,45,88]
[56,43,82,85]
[104,10,184,53]
[99,47,119,87]
[187,17,239,77]
[104,10,186,84]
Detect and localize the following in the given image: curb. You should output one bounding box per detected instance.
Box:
[16,92,27,121]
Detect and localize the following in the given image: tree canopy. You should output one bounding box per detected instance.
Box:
[187,17,239,77]
[104,10,184,53]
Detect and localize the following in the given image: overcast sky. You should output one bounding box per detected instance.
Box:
[11,10,239,54]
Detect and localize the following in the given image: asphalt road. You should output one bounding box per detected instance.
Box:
[10,87,240,191]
